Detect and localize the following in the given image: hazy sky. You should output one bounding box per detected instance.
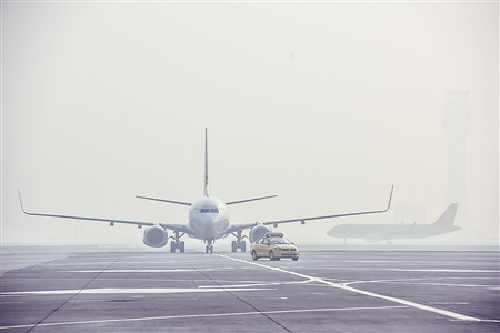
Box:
[2,1,498,246]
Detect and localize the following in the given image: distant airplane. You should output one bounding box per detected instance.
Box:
[19,129,393,253]
[327,203,460,244]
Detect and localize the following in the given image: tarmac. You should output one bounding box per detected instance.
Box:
[1,247,499,332]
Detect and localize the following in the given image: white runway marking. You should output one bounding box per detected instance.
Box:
[0,305,407,330]
[0,301,23,304]
[429,302,470,305]
[0,287,271,297]
[218,255,491,322]
[65,268,240,273]
[302,267,500,273]
[198,280,309,289]
[344,279,499,288]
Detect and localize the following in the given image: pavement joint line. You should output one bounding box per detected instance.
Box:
[24,255,123,332]
[217,254,485,322]
[182,256,293,332]
[0,305,408,330]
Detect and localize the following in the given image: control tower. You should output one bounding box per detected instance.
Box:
[441,90,471,228]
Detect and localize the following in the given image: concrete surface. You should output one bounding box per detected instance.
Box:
[1,249,499,332]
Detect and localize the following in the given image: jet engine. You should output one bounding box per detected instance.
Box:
[143,225,168,247]
[249,224,272,243]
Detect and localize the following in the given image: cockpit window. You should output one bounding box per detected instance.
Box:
[200,206,219,213]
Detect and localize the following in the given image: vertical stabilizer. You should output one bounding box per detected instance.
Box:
[431,203,459,228]
[204,128,209,197]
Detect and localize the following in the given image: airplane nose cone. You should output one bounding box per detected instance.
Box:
[207,214,220,224]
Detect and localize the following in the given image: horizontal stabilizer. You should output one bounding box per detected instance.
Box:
[226,195,277,205]
[136,195,191,206]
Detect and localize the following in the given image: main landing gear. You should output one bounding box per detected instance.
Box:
[230,230,247,252]
[170,231,185,253]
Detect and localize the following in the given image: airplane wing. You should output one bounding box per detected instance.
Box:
[18,191,193,236]
[224,186,393,234]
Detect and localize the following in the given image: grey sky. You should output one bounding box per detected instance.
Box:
[2,1,498,245]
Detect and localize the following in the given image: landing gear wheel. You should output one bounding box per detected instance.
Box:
[240,241,247,253]
[269,251,275,261]
[206,244,213,254]
[231,241,237,253]
[170,241,176,253]
[251,251,258,261]
[179,241,185,253]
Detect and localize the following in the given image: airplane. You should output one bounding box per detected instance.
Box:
[327,203,460,244]
[19,129,393,254]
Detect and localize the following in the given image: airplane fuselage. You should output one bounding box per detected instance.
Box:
[328,223,461,243]
[188,196,230,242]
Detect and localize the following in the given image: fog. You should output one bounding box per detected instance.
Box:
[1,1,498,247]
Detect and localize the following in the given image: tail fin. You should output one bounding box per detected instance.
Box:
[204,128,209,197]
[431,203,459,228]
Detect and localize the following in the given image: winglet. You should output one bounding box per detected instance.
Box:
[18,189,27,214]
[386,185,393,212]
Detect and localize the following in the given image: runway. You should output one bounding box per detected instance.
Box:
[1,249,499,332]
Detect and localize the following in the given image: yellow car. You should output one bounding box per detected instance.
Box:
[250,232,299,261]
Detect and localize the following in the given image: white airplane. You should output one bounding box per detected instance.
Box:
[20,129,393,253]
[327,203,460,244]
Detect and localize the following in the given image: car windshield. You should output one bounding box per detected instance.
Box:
[270,238,291,244]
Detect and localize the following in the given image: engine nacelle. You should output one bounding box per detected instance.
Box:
[249,224,272,243]
[143,225,168,248]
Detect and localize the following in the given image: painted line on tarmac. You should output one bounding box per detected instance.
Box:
[217,254,489,322]
[344,279,499,288]
[64,268,241,273]
[0,288,272,297]
[0,305,406,330]
[198,280,309,289]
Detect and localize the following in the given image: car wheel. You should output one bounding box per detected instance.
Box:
[292,258,299,261]
[269,251,275,261]
[251,250,258,261]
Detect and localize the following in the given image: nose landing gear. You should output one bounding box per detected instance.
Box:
[204,239,214,253]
